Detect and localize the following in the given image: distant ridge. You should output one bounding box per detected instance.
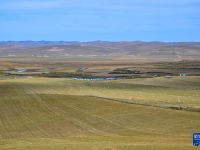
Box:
[0,40,200,46]
[1,40,200,57]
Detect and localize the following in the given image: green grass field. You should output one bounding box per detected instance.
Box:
[8,76,200,107]
[0,77,199,149]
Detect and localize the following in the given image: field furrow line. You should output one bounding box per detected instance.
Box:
[45,95,124,136]
[25,94,69,136]
[0,98,20,139]
[0,120,8,139]
[11,96,39,138]
[54,95,138,131]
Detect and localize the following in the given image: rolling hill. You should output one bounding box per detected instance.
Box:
[0,41,200,59]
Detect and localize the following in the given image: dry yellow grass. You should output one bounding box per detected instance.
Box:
[0,77,199,149]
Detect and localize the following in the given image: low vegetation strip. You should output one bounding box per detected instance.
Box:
[81,94,200,112]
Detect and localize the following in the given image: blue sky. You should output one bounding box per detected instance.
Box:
[0,0,200,42]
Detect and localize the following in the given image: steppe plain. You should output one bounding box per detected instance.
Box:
[0,41,200,149]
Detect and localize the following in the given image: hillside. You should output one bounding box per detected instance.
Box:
[0,79,199,149]
[0,42,200,60]
[0,43,28,50]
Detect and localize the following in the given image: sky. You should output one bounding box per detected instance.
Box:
[0,0,200,42]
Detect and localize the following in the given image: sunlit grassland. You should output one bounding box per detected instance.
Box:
[0,55,119,62]
[0,80,199,149]
[1,135,199,150]
[115,54,179,60]
[8,76,200,107]
[0,61,38,68]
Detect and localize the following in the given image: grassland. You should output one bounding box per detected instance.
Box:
[1,58,200,78]
[8,77,200,107]
[0,76,199,149]
[0,42,200,149]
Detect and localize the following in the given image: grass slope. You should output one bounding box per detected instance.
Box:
[0,80,200,149]
[8,76,200,107]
